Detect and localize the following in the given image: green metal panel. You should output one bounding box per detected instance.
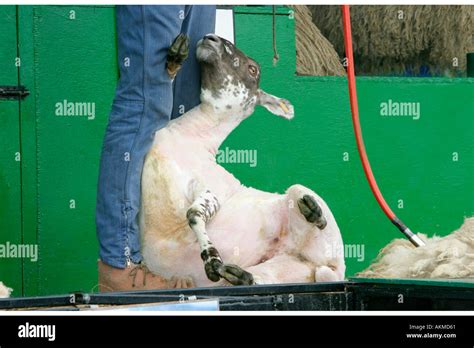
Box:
[352,277,474,289]
[22,6,117,295]
[17,5,39,296]
[1,5,472,296]
[0,6,23,294]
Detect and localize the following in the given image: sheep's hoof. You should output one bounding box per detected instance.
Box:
[214,262,254,286]
[204,259,223,282]
[167,33,190,79]
[298,194,327,229]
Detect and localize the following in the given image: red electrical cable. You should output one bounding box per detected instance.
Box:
[341,5,425,247]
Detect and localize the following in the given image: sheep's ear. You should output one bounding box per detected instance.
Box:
[257,89,294,119]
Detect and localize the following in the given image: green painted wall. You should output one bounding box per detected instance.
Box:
[0,6,23,295]
[21,6,118,295]
[1,6,118,296]
[0,5,472,296]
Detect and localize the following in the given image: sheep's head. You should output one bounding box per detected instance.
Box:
[197,34,294,119]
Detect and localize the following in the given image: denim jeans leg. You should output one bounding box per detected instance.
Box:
[171,5,216,119]
[96,5,186,269]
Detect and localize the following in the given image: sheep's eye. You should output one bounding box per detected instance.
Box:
[248,65,258,77]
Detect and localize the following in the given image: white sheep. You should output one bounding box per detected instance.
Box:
[139,34,345,287]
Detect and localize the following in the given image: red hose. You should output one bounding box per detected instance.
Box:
[341,5,395,221]
[341,5,425,247]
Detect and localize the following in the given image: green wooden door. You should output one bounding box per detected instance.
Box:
[2,6,118,296]
[0,6,23,295]
[19,6,118,295]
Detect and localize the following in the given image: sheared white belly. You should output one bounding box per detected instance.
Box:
[140,129,287,286]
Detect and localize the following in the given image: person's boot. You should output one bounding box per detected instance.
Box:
[97,260,194,292]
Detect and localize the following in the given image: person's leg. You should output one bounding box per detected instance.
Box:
[171,5,216,119]
[96,5,186,290]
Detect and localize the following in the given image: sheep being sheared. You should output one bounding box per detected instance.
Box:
[139,34,345,287]
[358,217,474,279]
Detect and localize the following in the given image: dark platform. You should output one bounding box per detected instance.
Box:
[0,278,472,311]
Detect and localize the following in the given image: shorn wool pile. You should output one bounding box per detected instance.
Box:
[0,281,12,298]
[358,217,474,279]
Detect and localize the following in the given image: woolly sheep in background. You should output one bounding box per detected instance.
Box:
[308,5,473,77]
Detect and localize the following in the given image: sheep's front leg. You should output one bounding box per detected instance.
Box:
[166,33,189,80]
[186,190,254,285]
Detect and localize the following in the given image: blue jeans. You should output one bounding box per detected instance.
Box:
[96,5,216,269]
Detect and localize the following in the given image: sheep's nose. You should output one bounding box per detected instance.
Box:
[203,34,219,43]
